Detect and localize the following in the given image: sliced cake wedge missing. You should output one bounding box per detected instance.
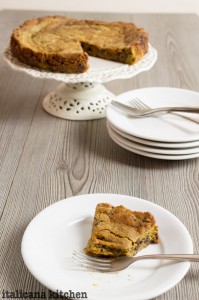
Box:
[10,16,148,73]
[84,203,159,257]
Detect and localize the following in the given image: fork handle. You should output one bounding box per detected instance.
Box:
[171,112,199,124]
[134,254,199,262]
[142,107,199,116]
[111,101,199,117]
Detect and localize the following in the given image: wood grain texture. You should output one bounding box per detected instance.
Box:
[0,10,199,300]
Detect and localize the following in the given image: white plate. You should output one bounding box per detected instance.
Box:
[108,127,199,160]
[106,87,199,142]
[107,122,199,155]
[108,120,199,149]
[21,194,193,300]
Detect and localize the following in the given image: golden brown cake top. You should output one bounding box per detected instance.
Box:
[11,16,147,55]
[93,203,157,242]
[10,16,148,73]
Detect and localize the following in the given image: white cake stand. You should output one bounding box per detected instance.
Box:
[4,45,157,120]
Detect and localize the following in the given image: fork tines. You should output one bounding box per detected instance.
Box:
[130,97,149,109]
[72,250,112,272]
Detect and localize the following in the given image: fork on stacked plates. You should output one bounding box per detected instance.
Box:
[106,87,199,160]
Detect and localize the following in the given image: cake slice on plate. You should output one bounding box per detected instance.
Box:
[84,203,159,257]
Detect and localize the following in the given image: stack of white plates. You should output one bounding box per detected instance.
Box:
[106,87,199,160]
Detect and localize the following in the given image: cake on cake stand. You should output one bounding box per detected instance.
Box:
[4,45,157,120]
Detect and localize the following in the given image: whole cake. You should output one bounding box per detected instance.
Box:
[10,16,148,73]
[84,203,159,257]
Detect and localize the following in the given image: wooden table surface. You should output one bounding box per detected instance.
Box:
[1,10,199,300]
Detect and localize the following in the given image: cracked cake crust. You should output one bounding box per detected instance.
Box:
[10,16,148,73]
[84,203,159,257]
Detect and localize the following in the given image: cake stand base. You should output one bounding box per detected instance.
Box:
[42,82,115,120]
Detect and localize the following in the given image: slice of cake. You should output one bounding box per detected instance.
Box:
[84,203,159,257]
[10,16,148,73]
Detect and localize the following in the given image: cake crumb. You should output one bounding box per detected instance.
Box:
[92,283,98,287]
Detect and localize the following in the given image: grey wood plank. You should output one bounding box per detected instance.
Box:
[0,11,199,300]
[0,69,46,217]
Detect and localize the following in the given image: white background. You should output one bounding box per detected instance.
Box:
[0,0,199,14]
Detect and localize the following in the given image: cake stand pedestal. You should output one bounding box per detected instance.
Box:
[4,44,157,120]
[42,82,114,120]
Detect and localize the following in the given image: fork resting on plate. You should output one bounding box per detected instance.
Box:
[72,250,199,272]
[111,99,199,118]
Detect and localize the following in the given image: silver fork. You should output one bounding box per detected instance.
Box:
[129,97,199,123]
[72,250,199,272]
[111,99,199,118]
